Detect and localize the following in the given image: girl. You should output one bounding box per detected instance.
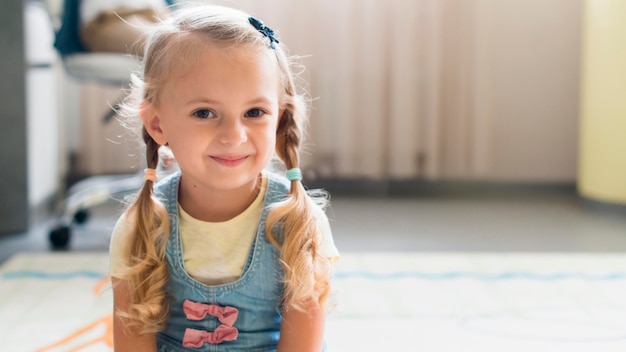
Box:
[109,4,339,351]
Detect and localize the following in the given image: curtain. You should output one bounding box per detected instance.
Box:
[203,0,582,181]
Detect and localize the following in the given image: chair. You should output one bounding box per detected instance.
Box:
[43,0,175,248]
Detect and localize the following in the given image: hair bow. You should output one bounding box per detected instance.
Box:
[183,299,239,326]
[182,326,239,347]
[249,17,280,49]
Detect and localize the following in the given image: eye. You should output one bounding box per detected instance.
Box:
[192,109,215,119]
[245,108,266,118]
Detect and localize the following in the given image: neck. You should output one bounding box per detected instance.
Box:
[177,174,262,222]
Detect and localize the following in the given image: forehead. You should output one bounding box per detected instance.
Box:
[160,42,281,102]
[168,32,277,80]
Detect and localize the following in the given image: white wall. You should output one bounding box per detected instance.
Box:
[25,2,60,206]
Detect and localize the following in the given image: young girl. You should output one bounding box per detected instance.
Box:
[109,4,339,351]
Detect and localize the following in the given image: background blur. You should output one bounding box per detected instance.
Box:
[263,0,582,182]
[1,0,625,239]
[3,2,626,350]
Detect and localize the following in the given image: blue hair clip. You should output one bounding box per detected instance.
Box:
[248,17,280,49]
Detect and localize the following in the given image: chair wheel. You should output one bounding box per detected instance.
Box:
[73,209,90,224]
[49,226,71,249]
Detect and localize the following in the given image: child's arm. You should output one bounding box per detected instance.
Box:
[112,277,158,352]
[277,299,326,352]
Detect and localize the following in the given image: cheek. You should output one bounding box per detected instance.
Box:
[267,117,279,146]
[266,133,277,153]
[161,126,194,153]
[263,130,277,158]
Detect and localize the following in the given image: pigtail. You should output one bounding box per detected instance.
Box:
[116,129,171,334]
[266,96,331,313]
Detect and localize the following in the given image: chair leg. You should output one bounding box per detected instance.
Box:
[48,173,145,249]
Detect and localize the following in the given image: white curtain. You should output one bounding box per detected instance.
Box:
[202,0,582,181]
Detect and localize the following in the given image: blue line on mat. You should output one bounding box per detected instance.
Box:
[1,271,106,280]
[334,271,626,282]
[4,271,625,282]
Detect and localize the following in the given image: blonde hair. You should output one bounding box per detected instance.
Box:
[117,4,331,334]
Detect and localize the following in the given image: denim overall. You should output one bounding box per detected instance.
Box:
[155,171,288,351]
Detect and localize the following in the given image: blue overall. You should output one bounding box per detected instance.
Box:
[155,171,288,351]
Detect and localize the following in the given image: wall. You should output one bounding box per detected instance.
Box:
[76,83,141,175]
[0,1,62,235]
[578,0,626,205]
[0,0,28,234]
[25,2,61,208]
[77,0,585,183]
[208,0,584,182]
[438,0,582,181]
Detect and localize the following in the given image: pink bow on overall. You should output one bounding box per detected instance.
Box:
[181,299,239,346]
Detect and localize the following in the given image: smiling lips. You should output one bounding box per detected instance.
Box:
[211,155,249,167]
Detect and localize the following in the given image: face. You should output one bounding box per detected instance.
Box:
[141,43,282,195]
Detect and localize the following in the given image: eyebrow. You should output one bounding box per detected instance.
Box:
[183,96,276,107]
[183,98,220,107]
[245,96,275,105]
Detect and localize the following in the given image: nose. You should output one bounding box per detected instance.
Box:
[218,117,247,147]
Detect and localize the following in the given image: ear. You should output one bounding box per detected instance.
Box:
[139,101,167,145]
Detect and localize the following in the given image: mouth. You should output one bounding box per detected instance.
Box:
[210,155,249,167]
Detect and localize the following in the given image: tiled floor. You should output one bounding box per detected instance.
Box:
[2,189,626,264]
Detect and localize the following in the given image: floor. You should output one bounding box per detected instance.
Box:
[6,251,626,351]
[3,188,626,351]
[2,188,626,264]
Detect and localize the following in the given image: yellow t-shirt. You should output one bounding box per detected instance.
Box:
[109,173,339,285]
